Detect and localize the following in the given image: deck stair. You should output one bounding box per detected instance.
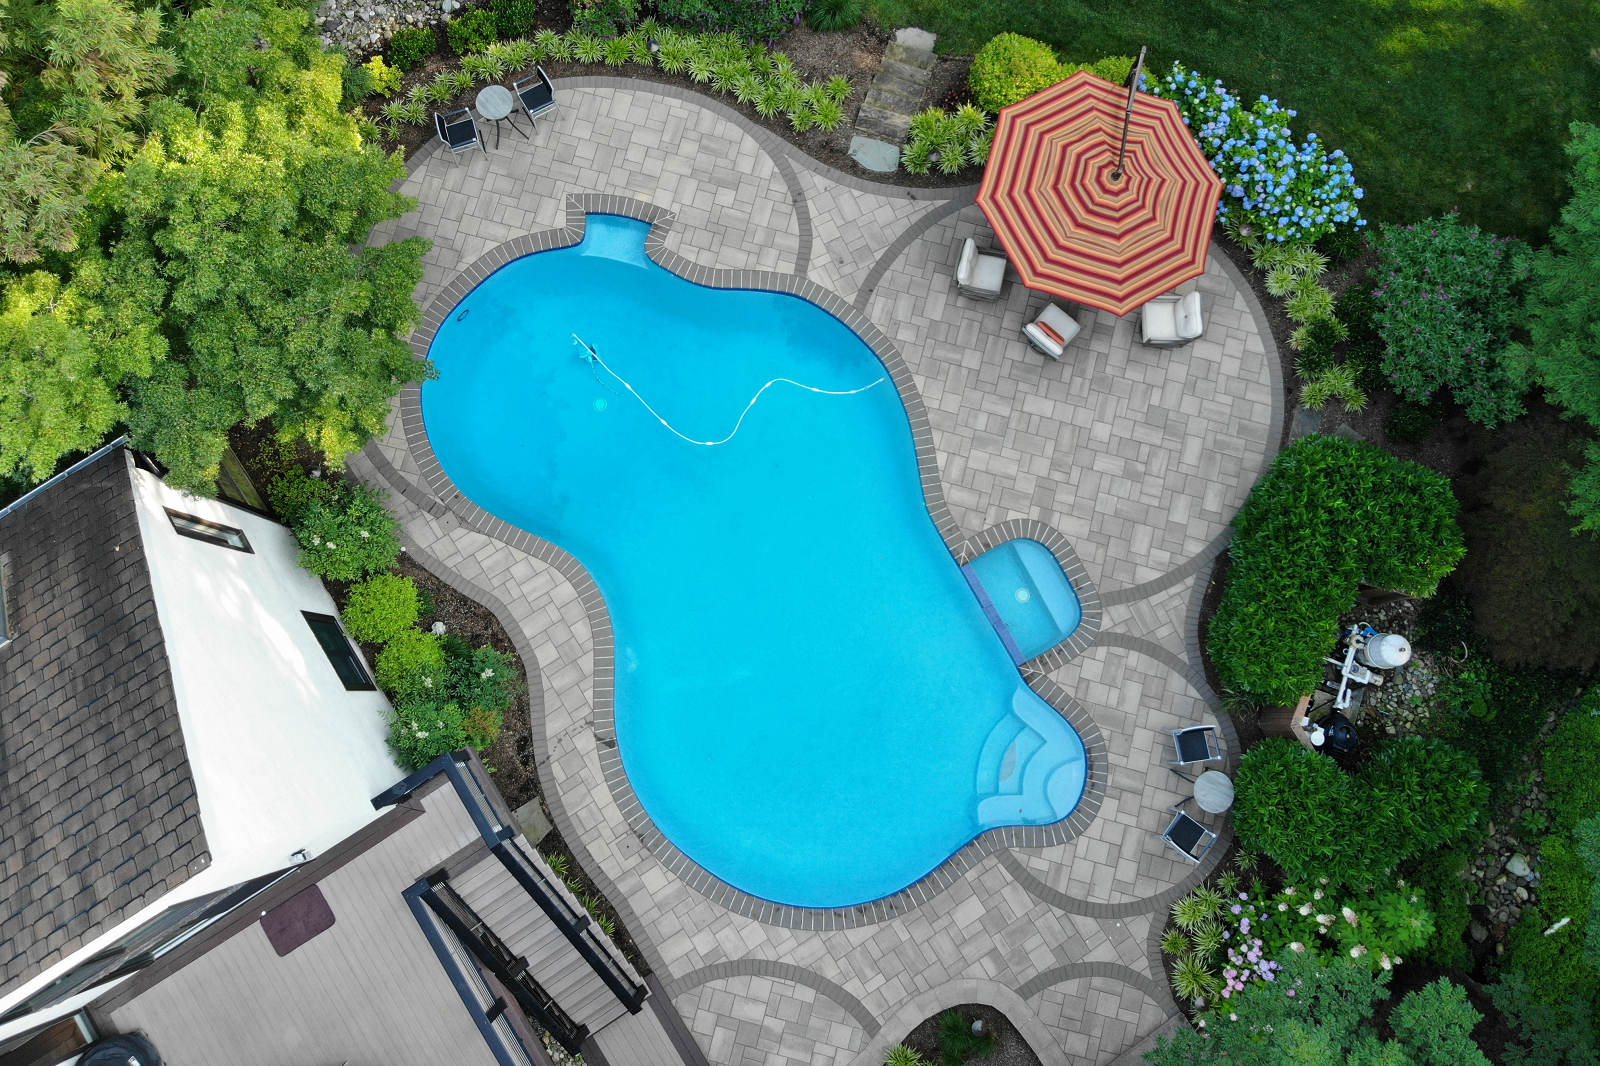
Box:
[448,837,644,1037]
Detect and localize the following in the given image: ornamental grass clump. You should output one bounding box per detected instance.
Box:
[901,105,993,175]
[1208,435,1464,704]
[1372,213,1528,428]
[1147,62,1363,245]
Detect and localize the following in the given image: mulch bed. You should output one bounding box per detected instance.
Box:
[368,18,983,188]
[226,423,652,975]
[899,1004,1043,1066]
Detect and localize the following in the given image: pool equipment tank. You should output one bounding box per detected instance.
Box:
[1358,633,1412,670]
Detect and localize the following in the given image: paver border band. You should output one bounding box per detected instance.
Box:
[392,192,1109,929]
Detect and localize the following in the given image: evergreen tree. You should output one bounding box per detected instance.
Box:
[1509,122,1600,532]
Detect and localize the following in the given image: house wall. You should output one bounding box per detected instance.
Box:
[127,462,402,881]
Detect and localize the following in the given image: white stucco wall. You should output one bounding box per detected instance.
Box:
[127,459,402,876]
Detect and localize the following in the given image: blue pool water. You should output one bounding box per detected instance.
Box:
[422,215,1087,907]
[965,539,1084,662]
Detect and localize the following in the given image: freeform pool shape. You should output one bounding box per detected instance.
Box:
[422,215,1087,908]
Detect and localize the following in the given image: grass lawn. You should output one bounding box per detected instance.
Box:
[867,0,1600,241]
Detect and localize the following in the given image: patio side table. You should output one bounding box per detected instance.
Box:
[1193,770,1235,814]
[474,85,525,150]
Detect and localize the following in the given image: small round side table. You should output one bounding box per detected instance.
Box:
[474,84,522,150]
[1193,770,1235,814]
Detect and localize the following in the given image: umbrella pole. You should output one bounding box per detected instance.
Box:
[1110,45,1147,183]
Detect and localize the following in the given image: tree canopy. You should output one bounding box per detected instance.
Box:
[0,0,429,492]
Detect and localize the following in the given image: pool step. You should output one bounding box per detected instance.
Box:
[974,688,1088,827]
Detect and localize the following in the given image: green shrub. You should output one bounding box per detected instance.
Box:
[969,33,1062,112]
[340,58,377,107]
[389,25,437,70]
[363,54,403,96]
[293,483,401,582]
[267,468,338,526]
[1209,435,1465,703]
[1404,845,1475,969]
[1388,398,1444,443]
[489,0,538,37]
[1454,414,1600,674]
[389,698,469,770]
[1546,699,1600,834]
[1373,214,1528,428]
[1234,737,1484,884]
[902,105,992,175]
[1391,980,1495,1066]
[1499,834,1598,1012]
[654,0,799,42]
[447,8,498,54]
[570,0,638,34]
[1489,971,1600,1065]
[445,640,521,721]
[341,574,421,644]
[375,628,447,698]
[1430,657,1574,794]
[805,0,860,31]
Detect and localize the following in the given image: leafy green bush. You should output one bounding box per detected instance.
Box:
[1391,980,1496,1066]
[1404,845,1474,969]
[1234,737,1484,884]
[1209,435,1464,703]
[489,0,538,38]
[1545,700,1600,834]
[805,0,860,31]
[1500,834,1598,1013]
[1453,414,1600,674]
[447,9,498,54]
[341,573,421,644]
[293,484,401,582]
[267,468,339,526]
[655,0,801,42]
[363,54,402,96]
[443,638,522,720]
[389,25,437,70]
[969,33,1062,111]
[1372,214,1528,427]
[1489,971,1600,1066]
[375,628,447,698]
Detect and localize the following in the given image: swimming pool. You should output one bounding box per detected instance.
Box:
[965,539,1084,663]
[422,215,1087,908]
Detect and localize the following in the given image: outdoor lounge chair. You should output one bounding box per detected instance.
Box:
[955,238,1006,300]
[1155,805,1218,864]
[434,108,485,159]
[1167,725,1223,770]
[1023,303,1081,359]
[1139,290,1204,347]
[512,67,561,131]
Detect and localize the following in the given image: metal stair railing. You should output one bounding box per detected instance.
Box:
[417,872,589,1055]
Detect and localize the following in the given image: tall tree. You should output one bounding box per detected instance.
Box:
[108,51,428,492]
[1509,123,1600,533]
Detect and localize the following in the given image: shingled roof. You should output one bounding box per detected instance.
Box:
[0,447,208,996]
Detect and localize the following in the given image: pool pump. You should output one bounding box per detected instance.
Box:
[1326,623,1411,710]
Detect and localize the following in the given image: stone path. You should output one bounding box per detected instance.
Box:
[850,28,939,172]
[360,76,1282,1066]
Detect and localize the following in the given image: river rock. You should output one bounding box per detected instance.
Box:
[1470,922,1488,942]
[1507,854,1533,878]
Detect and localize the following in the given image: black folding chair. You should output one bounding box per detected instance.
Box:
[434,108,485,159]
[1154,805,1218,865]
[1167,725,1223,772]
[511,66,561,132]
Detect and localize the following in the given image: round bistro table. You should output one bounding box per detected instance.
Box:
[1193,770,1235,814]
[475,84,517,150]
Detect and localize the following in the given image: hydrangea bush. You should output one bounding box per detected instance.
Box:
[1146,62,1364,244]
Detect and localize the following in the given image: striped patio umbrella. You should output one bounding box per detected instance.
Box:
[975,69,1222,317]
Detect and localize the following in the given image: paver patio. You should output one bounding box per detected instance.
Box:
[359,76,1282,1066]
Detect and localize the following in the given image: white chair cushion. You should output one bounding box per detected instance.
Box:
[1037,304,1081,346]
[956,238,976,285]
[1141,296,1179,343]
[968,253,1006,294]
[1024,323,1063,358]
[1175,291,1204,340]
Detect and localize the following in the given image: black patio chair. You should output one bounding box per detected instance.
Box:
[1167,725,1222,770]
[511,66,561,131]
[434,108,485,159]
[1155,805,1218,865]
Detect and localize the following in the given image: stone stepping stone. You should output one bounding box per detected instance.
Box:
[854,27,937,145]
